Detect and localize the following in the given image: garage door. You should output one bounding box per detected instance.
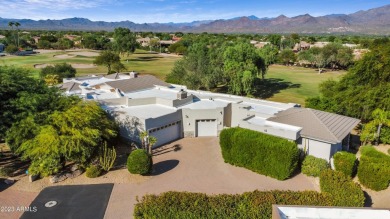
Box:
[149,121,181,148]
[196,119,217,137]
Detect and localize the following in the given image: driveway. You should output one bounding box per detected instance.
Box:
[104,137,318,219]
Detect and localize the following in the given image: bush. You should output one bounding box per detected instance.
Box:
[0,166,15,177]
[380,126,390,144]
[333,151,357,177]
[220,128,299,180]
[127,149,152,175]
[301,155,329,177]
[357,146,390,191]
[85,165,101,178]
[134,190,333,219]
[320,169,365,207]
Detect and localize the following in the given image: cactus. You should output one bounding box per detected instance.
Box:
[99,142,117,172]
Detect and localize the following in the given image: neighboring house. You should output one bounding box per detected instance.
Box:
[0,43,5,53]
[293,41,311,52]
[58,74,360,160]
[272,205,390,219]
[136,37,151,47]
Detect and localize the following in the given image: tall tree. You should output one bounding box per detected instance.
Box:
[14,22,20,47]
[112,27,137,56]
[360,109,390,145]
[94,51,121,74]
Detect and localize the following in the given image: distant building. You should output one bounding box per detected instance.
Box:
[0,35,5,39]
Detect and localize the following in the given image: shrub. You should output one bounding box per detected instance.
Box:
[320,169,365,207]
[127,149,152,175]
[85,165,101,178]
[134,190,333,219]
[357,146,390,191]
[301,155,329,177]
[380,126,390,144]
[220,128,299,180]
[0,166,15,177]
[333,151,357,177]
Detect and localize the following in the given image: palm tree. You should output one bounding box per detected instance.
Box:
[371,109,390,145]
[8,22,16,45]
[14,22,21,47]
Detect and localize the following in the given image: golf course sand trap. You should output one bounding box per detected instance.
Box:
[34,63,97,69]
[68,51,100,57]
[54,54,76,59]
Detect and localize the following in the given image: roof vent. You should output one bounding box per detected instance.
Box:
[177,89,187,100]
[130,71,138,78]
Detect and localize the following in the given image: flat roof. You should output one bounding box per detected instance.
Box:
[242,101,287,115]
[179,99,230,110]
[105,104,177,119]
[246,116,302,132]
[125,87,179,100]
[274,206,390,219]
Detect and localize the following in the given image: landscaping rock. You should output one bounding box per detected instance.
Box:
[70,164,79,172]
[4,179,15,184]
[65,170,83,179]
[29,174,39,182]
[49,174,67,184]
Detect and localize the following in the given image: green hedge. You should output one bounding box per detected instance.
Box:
[220,128,299,180]
[320,169,365,207]
[301,155,329,177]
[127,149,152,175]
[380,126,390,144]
[357,146,390,191]
[134,190,333,219]
[333,152,357,178]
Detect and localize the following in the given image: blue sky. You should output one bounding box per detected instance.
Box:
[2,0,389,23]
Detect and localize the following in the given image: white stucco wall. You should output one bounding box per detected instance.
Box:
[181,108,224,137]
[298,137,334,161]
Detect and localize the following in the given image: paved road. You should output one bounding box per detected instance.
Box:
[104,137,318,219]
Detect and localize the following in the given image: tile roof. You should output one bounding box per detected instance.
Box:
[105,75,171,93]
[268,108,360,143]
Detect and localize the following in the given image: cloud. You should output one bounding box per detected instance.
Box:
[3,0,114,12]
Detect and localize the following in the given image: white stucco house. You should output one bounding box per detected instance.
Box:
[58,73,360,161]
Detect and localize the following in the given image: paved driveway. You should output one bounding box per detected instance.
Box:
[104,137,318,219]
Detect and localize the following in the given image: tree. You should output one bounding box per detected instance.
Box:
[8,22,16,46]
[140,131,157,155]
[361,109,390,145]
[279,49,296,66]
[44,74,59,86]
[5,44,18,54]
[257,45,278,79]
[112,62,126,73]
[14,22,20,47]
[112,27,137,56]
[40,63,76,82]
[94,51,121,73]
[16,101,118,176]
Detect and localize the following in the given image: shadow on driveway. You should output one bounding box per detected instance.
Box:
[151,160,179,176]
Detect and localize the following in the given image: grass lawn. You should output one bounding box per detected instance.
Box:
[264,65,346,106]
[0,49,180,79]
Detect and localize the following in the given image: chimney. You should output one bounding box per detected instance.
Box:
[130,71,138,78]
[177,89,187,100]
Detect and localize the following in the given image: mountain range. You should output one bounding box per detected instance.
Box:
[0,5,389,34]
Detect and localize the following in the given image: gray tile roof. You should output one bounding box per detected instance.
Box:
[105,75,171,93]
[56,81,82,92]
[268,108,360,144]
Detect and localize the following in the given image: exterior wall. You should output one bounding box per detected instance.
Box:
[298,137,333,161]
[127,97,155,106]
[330,142,342,158]
[145,110,182,132]
[156,98,173,107]
[172,95,194,107]
[230,103,255,127]
[97,97,127,106]
[181,108,224,137]
[114,114,146,144]
[223,103,232,127]
[240,120,300,140]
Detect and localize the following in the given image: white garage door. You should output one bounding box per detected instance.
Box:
[196,119,217,137]
[149,121,181,148]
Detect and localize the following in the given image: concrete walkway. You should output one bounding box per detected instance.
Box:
[104,137,318,219]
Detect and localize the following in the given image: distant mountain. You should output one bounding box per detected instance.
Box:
[0,5,389,34]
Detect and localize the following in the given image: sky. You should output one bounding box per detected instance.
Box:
[1,0,389,23]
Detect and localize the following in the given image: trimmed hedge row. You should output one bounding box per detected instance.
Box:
[333,151,356,177]
[301,155,329,177]
[134,190,334,219]
[220,127,299,180]
[357,146,390,191]
[320,169,365,207]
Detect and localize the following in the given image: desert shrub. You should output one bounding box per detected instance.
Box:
[134,190,333,219]
[380,126,390,144]
[219,128,299,180]
[357,146,390,191]
[333,151,357,177]
[301,155,329,177]
[0,166,15,177]
[99,142,116,172]
[127,149,152,175]
[320,169,365,207]
[85,165,101,178]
